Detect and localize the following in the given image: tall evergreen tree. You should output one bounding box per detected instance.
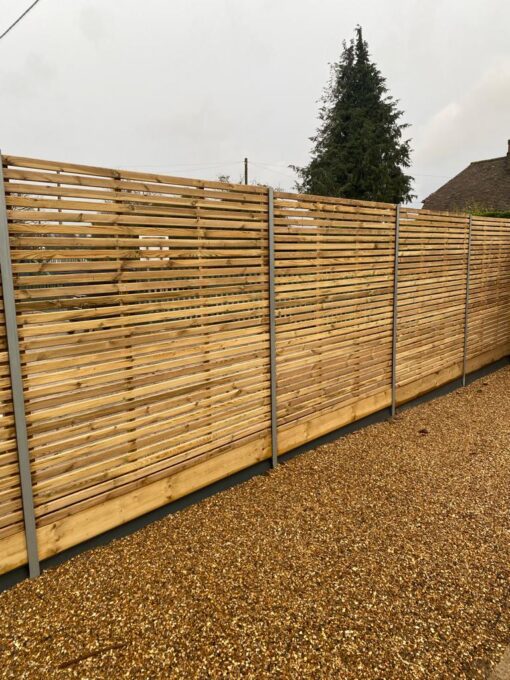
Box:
[293,27,414,203]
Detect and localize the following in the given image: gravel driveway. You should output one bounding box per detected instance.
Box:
[1,366,509,679]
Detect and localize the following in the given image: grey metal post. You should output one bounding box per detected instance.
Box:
[462,215,473,387]
[391,205,400,417]
[0,153,40,578]
[268,187,278,467]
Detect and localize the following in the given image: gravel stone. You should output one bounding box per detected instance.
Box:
[1,366,509,679]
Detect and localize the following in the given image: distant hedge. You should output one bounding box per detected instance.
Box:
[473,210,510,219]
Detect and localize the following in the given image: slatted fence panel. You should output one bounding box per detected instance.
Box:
[0,287,23,543]
[396,208,469,401]
[273,192,396,450]
[1,155,271,568]
[468,217,510,360]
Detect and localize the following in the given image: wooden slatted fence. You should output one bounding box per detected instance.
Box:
[0,155,509,577]
[0,286,22,541]
[273,192,396,449]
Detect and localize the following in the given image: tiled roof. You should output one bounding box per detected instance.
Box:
[422,151,510,212]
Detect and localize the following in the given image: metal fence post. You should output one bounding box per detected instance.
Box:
[462,214,473,387]
[268,187,278,468]
[0,152,40,578]
[391,204,400,417]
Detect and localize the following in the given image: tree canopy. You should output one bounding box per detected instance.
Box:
[293,27,414,203]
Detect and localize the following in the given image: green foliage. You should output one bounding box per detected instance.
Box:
[293,27,414,203]
[471,209,510,219]
[481,211,510,218]
[463,201,510,218]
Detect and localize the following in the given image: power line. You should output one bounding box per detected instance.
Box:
[116,160,242,168]
[0,0,42,41]
[250,161,297,182]
[95,156,450,185]
[131,160,241,169]
[413,172,452,179]
[252,160,451,181]
[252,160,295,171]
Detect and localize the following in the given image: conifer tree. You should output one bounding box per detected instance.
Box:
[293,27,414,203]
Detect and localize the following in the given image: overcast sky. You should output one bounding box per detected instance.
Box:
[1,0,509,205]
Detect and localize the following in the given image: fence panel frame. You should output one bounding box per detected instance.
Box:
[391,204,400,416]
[462,214,473,387]
[0,152,39,578]
[267,187,278,467]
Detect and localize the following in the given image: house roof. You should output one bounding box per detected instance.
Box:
[422,144,510,212]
